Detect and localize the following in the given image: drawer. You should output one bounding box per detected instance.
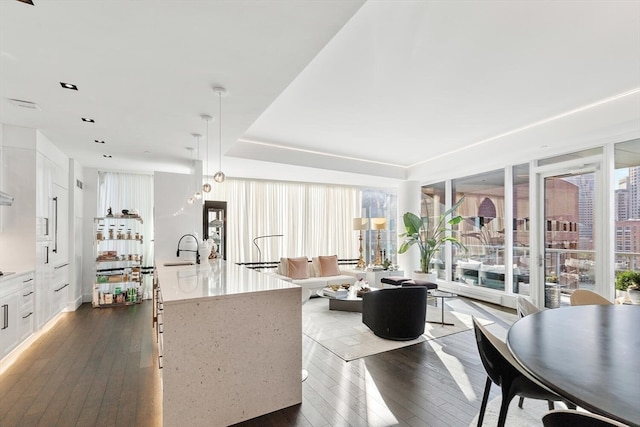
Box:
[52,262,69,285]
[18,307,34,341]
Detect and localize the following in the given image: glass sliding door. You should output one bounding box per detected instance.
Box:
[542,171,596,307]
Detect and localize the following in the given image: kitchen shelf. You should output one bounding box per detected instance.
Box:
[92,216,143,308]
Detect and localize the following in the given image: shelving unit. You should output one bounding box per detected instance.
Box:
[203,201,227,260]
[92,215,144,307]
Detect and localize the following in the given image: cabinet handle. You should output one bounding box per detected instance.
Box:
[52,196,58,253]
[23,291,34,297]
[23,278,34,283]
[22,312,33,319]
[54,263,69,269]
[2,305,7,330]
[54,283,69,292]
[45,245,49,264]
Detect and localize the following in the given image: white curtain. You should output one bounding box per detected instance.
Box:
[203,177,362,264]
[97,171,154,297]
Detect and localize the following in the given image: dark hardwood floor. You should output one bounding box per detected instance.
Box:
[0,297,517,427]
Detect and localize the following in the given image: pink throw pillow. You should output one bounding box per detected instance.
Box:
[318,255,340,277]
[287,257,309,279]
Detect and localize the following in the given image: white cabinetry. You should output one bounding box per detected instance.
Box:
[0,287,20,360]
[18,274,35,341]
[0,272,34,360]
[51,262,69,318]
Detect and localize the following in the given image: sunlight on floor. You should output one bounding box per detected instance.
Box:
[428,338,477,402]
[363,367,399,426]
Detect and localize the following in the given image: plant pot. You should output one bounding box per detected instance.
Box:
[615,289,627,299]
[413,272,437,283]
[627,289,640,304]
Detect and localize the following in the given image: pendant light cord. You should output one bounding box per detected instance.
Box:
[218,91,222,172]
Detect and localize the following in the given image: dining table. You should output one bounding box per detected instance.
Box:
[506,304,640,427]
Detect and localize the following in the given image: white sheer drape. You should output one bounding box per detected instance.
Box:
[203,177,362,264]
[97,171,154,297]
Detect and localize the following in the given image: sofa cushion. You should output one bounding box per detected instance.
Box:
[317,255,340,277]
[287,257,310,279]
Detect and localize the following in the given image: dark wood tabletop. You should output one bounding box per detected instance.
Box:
[507,304,640,427]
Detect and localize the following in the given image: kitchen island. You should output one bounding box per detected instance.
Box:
[155,260,301,427]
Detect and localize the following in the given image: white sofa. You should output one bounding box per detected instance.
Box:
[271,256,364,295]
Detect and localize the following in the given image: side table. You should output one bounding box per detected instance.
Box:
[427,290,456,326]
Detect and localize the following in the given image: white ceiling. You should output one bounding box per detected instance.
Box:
[1,1,639,188]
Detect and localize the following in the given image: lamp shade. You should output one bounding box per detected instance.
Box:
[353,217,369,230]
[371,218,387,230]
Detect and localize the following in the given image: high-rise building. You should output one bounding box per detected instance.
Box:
[629,166,640,220]
[616,189,629,221]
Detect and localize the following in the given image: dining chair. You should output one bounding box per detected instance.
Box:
[542,410,628,427]
[472,317,573,427]
[517,295,541,318]
[569,289,612,306]
[515,296,542,409]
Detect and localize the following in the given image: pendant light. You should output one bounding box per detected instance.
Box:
[213,86,226,183]
[193,133,202,200]
[186,146,195,204]
[201,114,212,193]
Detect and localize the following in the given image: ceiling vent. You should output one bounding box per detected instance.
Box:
[9,98,40,110]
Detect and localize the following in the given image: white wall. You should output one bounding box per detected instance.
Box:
[68,159,84,309]
[397,180,420,275]
[81,168,98,302]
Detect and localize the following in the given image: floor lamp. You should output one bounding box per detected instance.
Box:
[371,218,387,266]
[353,218,369,269]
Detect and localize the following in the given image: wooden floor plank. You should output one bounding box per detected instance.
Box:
[1,297,516,427]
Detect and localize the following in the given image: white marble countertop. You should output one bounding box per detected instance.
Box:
[156,259,299,303]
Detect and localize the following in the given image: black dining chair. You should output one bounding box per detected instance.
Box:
[515,296,543,410]
[542,410,628,427]
[472,317,574,427]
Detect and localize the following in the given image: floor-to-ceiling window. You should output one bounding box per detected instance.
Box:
[614,139,640,277]
[452,170,506,291]
[362,189,397,267]
[420,182,446,279]
[513,163,530,295]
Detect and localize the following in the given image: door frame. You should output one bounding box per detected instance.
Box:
[530,153,612,307]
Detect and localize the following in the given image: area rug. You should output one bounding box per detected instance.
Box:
[302,297,493,361]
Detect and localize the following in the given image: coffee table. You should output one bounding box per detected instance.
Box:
[315,288,378,312]
[426,290,457,326]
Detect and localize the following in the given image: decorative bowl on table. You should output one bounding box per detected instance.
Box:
[357,287,371,297]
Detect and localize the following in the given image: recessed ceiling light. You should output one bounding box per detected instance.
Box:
[82,118,95,123]
[103,154,112,158]
[94,140,105,144]
[60,82,78,90]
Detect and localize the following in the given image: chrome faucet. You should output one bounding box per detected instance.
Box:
[176,234,200,264]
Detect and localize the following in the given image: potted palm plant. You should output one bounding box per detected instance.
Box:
[398,197,466,281]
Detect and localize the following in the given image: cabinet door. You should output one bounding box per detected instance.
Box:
[35,152,53,239]
[51,263,69,316]
[0,292,20,359]
[35,242,53,329]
